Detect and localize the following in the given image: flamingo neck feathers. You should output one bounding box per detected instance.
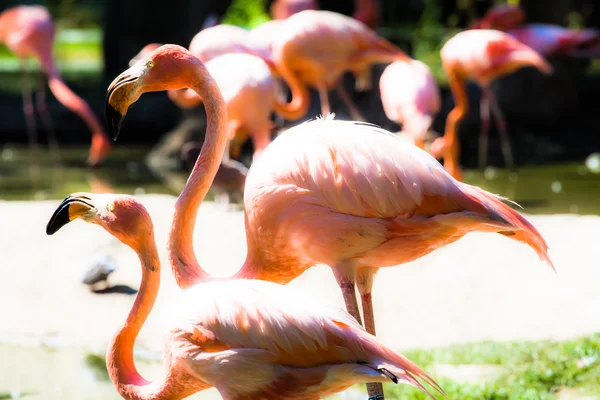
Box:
[106,241,163,400]
[35,45,108,138]
[167,63,230,288]
[443,67,468,180]
[272,56,310,120]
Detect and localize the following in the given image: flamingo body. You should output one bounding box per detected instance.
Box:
[244,115,552,283]
[271,10,408,119]
[379,60,441,147]
[189,24,251,63]
[168,53,281,158]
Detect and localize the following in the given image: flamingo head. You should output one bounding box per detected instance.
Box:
[46,192,154,251]
[106,44,208,139]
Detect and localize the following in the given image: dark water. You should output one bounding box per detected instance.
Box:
[1,145,599,215]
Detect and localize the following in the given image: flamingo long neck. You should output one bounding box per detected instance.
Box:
[442,67,468,181]
[106,241,165,400]
[270,56,310,121]
[36,48,109,140]
[167,64,229,288]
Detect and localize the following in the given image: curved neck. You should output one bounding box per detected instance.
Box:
[167,65,229,289]
[442,67,468,181]
[36,49,108,139]
[270,57,310,121]
[106,241,165,400]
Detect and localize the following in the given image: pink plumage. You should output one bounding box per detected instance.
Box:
[379,59,441,147]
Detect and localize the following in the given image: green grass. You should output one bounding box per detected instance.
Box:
[386,334,600,399]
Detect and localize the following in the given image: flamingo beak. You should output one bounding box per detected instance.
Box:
[105,71,143,140]
[46,193,96,235]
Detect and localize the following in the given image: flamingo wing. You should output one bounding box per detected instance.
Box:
[166,279,440,398]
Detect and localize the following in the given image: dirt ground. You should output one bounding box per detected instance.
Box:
[1,195,599,359]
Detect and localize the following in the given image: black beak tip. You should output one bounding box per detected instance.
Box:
[46,205,71,235]
[105,103,123,141]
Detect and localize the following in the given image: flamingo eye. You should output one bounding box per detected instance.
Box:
[146,60,154,68]
[107,202,115,212]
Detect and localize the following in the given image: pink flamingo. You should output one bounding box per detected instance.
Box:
[434,29,553,181]
[46,192,443,400]
[188,24,252,63]
[271,9,410,122]
[106,44,554,399]
[167,52,300,160]
[470,4,600,169]
[379,59,441,149]
[0,5,111,166]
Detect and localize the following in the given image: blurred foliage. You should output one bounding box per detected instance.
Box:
[222,0,271,28]
[386,333,600,399]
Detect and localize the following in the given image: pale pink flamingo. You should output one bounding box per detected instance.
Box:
[46,192,443,400]
[271,10,410,122]
[167,52,300,160]
[470,5,600,169]
[0,5,111,166]
[434,29,553,181]
[188,23,252,63]
[106,44,554,400]
[379,59,441,149]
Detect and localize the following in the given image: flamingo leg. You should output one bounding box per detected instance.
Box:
[20,60,41,182]
[36,71,60,162]
[485,87,515,170]
[478,90,490,170]
[316,81,331,117]
[335,83,366,122]
[357,268,385,400]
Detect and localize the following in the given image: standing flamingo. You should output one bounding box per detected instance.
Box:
[106,44,554,400]
[434,29,553,181]
[46,192,442,400]
[270,10,410,122]
[379,59,441,149]
[470,4,600,169]
[0,5,111,166]
[167,52,300,160]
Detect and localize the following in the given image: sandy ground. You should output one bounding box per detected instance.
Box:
[1,194,599,359]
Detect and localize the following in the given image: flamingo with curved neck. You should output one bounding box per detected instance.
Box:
[44,190,443,399]
[436,29,553,181]
[0,5,111,166]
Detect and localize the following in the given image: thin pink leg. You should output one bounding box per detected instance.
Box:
[36,72,60,162]
[357,268,384,399]
[332,267,362,325]
[478,89,490,170]
[486,88,515,170]
[335,83,366,122]
[20,60,40,183]
[317,81,331,117]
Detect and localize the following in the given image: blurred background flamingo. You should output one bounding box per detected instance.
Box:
[0,5,111,167]
[434,29,553,181]
[379,59,441,149]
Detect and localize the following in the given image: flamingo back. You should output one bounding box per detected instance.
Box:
[189,24,251,63]
[164,279,439,399]
[379,59,441,136]
[0,5,54,59]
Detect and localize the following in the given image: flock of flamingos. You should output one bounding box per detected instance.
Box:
[2,0,599,399]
